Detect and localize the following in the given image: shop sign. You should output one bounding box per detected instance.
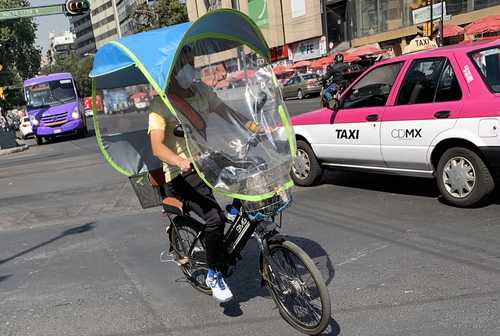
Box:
[292,38,321,62]
[412,2,447,25]
[248,0,269,27]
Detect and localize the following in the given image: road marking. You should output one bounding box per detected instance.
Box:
[337,244,390,266]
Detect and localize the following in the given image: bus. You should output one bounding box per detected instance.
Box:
[24,73,87,145]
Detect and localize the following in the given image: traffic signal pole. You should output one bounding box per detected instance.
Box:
[0,1,89,21]
[0,4,64,21]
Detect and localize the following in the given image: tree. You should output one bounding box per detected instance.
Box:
[0,0,41,109]
[130,0,187,33]
[155,0,188,27]
[40,53,94,97]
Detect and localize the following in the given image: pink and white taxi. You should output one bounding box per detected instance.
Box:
[291,40,500,207]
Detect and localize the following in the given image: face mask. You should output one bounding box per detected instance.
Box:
[176,64,195,89]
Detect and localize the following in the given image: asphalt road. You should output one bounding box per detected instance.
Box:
[1,97,500,336]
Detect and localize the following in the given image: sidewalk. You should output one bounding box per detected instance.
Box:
[0,143,29,156]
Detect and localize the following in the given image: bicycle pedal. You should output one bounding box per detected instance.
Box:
[160,250,189,266]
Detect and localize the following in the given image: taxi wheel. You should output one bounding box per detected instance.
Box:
[291,140,322,186]
[36,136,43,145]
[436,147,495,208]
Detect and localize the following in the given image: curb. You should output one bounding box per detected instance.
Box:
[0,144,29,156]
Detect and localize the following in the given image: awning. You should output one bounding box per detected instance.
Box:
[443,24,464,38]
[292,60,311,69]
[273,65,294,75]
[465,15,500,35]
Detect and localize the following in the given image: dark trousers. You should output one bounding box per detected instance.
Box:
[167,171,226,271]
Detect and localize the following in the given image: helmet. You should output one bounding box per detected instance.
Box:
[334,54,344,64]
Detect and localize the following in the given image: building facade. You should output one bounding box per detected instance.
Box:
[70,12,96,57]
[47,31,76,65]
[186,0,327,63]
[89,0,144,49]
[186,0,500,60]
[349,0,500,54]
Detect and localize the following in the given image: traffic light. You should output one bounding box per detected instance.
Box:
[0,87,5,100]
[417,21,438,37]
[64,0,90,16]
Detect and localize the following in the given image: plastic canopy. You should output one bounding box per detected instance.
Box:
[89,9,296,202]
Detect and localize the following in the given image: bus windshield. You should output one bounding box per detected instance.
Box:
[25,79,76,108]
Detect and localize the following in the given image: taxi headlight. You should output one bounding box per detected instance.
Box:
[31,118,39,126]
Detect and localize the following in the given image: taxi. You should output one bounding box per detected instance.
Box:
[291,40,500,207]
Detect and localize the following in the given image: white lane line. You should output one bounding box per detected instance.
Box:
[337,244,390,266]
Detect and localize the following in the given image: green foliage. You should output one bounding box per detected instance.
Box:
[154,0,188,27]
[0,0,41,108]
[40,53,94,97]
[131,0,187,33]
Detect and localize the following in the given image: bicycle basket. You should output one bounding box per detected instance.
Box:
[242,189,292,221]
[129,173,163,209]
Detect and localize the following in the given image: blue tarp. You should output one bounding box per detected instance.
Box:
[89,10,270,91]
[89,22,191,90]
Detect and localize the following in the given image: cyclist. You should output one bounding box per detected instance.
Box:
[149,46,258,303]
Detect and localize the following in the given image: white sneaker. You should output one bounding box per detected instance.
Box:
[206,270,233,303]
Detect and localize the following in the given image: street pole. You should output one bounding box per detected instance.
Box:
[322,0,329,48]
[111,0,122,39]
[429,0,433,38]
[440,0,444,46]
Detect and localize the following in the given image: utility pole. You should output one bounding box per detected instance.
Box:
[440,0,444,46]
[429,0,433,38]
[111,0,122,39]
[279,0,286,46]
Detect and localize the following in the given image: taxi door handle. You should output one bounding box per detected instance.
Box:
[434,110,451,119]
[366,114,378,121]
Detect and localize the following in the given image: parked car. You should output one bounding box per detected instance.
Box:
[282,73,322,99]
[290,40,500,207]
[19,116,33,139]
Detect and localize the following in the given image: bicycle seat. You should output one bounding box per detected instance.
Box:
[148,169,183,216]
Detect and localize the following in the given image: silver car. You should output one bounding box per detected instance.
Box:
[282,73,322,100]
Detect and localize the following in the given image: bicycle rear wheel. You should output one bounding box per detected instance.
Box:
[169,217,211,295]
[263,240,331,335]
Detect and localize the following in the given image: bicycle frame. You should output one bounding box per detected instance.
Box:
[167,204,286,272]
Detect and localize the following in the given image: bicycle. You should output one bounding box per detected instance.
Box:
[154,132,332,335]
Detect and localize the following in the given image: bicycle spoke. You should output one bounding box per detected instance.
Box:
[267,246,324,328]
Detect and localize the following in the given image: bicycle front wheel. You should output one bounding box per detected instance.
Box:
[263,240,331,335]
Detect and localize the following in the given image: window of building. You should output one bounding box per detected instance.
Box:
[95,28,118,42]
[91,1,113,16]
[93,15,116,29]
[342,62,403,109]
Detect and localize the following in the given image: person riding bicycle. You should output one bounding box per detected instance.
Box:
[148,46,259,303]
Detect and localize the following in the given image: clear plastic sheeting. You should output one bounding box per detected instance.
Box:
[94,83,162,175]
[89,9,296,201]
[166,40,295,197]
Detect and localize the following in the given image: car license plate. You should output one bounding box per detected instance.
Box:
[54,129,62,134]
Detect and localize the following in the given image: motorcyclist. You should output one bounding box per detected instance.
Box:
[322,53,347,87]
